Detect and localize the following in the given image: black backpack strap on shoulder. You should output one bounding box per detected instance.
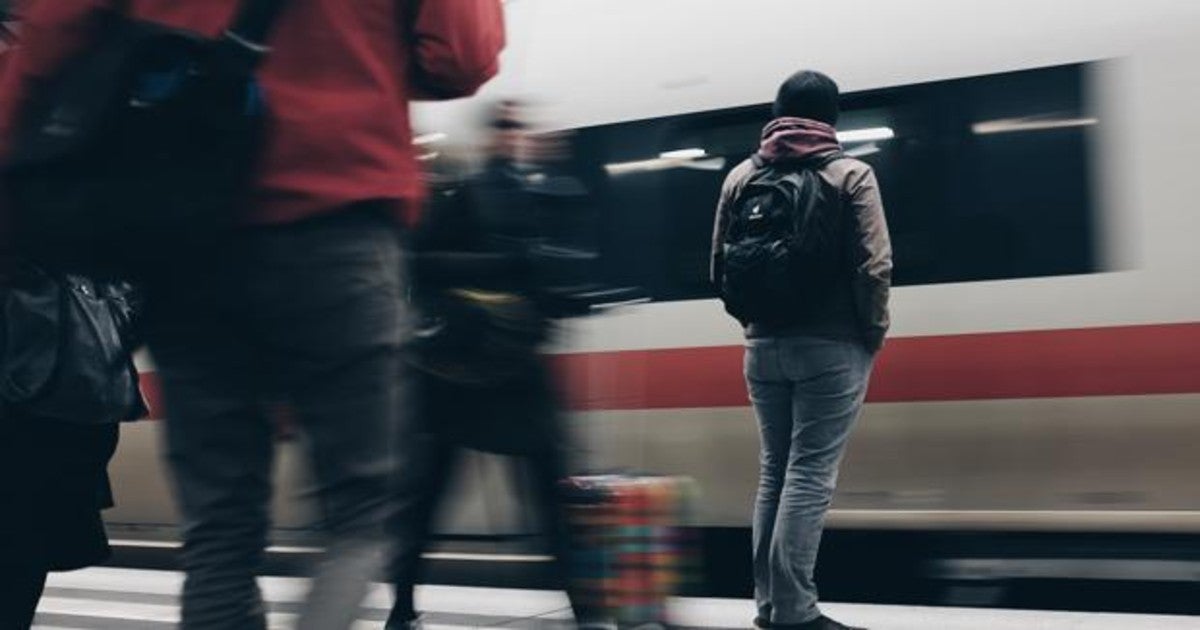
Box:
[223,0,289,56]
[105,0,286,44]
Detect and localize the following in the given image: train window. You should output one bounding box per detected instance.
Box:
[576,63,1101,301]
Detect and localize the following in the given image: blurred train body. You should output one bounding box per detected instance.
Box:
[104,0,1200,578]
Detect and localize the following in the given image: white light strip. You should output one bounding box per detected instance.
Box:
[590,297,653,312]
[424,552,555,563]
[109,540,552,562]
[605,157,690,176]
[935,558,1200,583]
[414,132,448,146]
[36,597,179,623]
[659,148,708,160]
[972,117,1098,135]
[606,146,728,176]
[837,126,895,144]
[610,130,903,175]
[108,539,181,549]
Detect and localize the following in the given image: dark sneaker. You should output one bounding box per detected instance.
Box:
[797,615,867,630]
[576,619,619,630]
[754,616,772,628]
[774,616,866,630]
[384,616,425,630]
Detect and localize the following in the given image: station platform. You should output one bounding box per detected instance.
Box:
[34,567,1200,629]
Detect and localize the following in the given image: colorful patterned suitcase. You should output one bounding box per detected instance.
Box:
[562,475,700,628]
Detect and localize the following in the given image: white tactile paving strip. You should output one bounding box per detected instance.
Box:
[32,567,1200,630]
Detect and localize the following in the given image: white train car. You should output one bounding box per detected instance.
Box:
[106,1,1200,578]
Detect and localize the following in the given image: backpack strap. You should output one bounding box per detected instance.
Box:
[105,0,288,66]
[225,0,290,53]
[210,0,290,75]
[107,0,288,43]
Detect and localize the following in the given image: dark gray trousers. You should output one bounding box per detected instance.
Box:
[145,205,404,630]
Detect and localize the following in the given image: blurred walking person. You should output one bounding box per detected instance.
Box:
[711,70,892,630]
[387,104,589,629]
[0,1,504,629]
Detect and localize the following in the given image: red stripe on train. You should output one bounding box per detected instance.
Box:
[137,322,1200,417]
[550,322,1200,410]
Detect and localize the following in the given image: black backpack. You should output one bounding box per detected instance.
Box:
[719,153,846,325]
[0,0,287,278]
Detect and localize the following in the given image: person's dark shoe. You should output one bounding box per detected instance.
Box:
[384,615,425,630]
[575,619,618,630]
[777,615,867,630]
[753,615,772,628]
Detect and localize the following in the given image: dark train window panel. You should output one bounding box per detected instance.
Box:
[573,62,1101,302]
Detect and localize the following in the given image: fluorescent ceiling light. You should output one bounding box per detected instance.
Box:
[972,116,1098,135]
[681,157,728,172]
[605,159,675,176]
[414,132,448,146]
[659,148,708,160]
[606,148,713,176]
[837,127,895,144]
[605,156,726,176]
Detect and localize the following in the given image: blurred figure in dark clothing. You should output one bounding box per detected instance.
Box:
[1,12,143,629]
[388,103,589,629]
[0,278,143,630]
[0,421,119,629]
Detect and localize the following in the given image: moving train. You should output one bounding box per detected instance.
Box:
[105,0,1200,587]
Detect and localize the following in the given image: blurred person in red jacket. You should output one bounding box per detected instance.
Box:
[0,2,504,629]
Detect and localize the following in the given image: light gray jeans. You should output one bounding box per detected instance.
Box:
[744,336,873,625]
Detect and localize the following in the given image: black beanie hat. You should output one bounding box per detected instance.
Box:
[773,70,840,126]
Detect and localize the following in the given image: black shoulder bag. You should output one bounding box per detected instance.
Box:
[1,262,146,425]
[1,0,289,277]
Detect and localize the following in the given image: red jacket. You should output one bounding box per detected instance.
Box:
[0,0,505,227]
